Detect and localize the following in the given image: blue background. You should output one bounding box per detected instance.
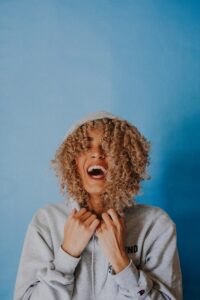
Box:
[0,1,200,299]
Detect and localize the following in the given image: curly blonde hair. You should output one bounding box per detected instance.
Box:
[50,118,151,215]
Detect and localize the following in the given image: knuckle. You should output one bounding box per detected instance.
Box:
[79,222,84,230]
[81,222,88,230]
[70,215,76,221]
[76,218,82,225]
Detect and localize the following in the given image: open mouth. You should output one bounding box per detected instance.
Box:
[87,165,107,180]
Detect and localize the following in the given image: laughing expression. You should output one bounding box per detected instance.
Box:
[75,128,108,197]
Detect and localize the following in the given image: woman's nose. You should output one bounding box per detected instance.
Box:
[90,146,105,159]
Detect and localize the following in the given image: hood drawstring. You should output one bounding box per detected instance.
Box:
[91,235,95,299]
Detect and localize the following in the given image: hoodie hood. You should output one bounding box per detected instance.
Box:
[63,111,123,141]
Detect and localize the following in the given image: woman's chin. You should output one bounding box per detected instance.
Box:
[85,183,105,196]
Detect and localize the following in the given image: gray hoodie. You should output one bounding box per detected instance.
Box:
[14,112,183,300]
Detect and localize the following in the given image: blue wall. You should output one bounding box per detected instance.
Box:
[0,1,200,299]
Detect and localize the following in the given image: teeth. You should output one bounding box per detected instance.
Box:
[87,165,107,175]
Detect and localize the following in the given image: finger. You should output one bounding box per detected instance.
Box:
[96,221,102,231]
[95,226,101,236]
[119,216,126,230]
[107,208,121,227]
[89,218,100,231]
[75,207,87,218]
[95,221,104,235]
[97,220,107,231]
[101,222,107,231]
[84,214,97,226]
[101,212,113,227]
[80,211,92,222]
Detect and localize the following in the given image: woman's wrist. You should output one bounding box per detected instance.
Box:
[110,252,131,274]
[61,244,81,258]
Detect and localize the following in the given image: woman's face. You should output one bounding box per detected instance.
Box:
[75,127,109,197]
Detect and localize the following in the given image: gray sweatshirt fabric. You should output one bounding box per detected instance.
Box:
[14,112,183,300]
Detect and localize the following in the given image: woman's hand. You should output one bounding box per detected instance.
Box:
[62,208,100,258]
[95,208,130,274]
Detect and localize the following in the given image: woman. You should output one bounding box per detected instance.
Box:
[14,111,183,299]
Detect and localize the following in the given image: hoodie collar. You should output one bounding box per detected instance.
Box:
[64,196,81,211]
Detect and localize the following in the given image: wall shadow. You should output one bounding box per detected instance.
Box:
[163,112,200,300]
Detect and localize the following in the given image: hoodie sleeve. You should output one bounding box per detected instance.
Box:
[14,209,81,300]
[111,212,183,300]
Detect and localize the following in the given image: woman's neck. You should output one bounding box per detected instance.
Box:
[88,195,104,216]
